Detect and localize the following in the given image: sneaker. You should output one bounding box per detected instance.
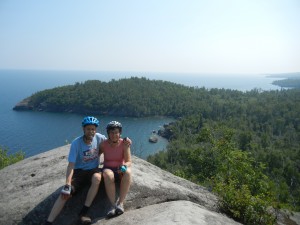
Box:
[115,203,124,215]
[106,206,116,218]
[80,215,92,225]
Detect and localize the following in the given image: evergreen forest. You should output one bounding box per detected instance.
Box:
[16,77,300,224]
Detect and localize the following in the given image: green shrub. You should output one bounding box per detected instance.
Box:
[214,179,276,225]
[211,129,277,224]
[0,146,25,170]
[148,125,280,224]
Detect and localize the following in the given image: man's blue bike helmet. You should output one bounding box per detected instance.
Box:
[82,116,99,127]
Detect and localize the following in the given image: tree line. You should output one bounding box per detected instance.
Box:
[147,90,300,224]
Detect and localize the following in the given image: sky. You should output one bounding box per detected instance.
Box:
[0,0,299,75]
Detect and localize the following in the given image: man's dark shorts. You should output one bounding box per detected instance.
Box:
[71,168,101,195]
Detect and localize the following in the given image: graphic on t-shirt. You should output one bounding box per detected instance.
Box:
[83,148,98,162]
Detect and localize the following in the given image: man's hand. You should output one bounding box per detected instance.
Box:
[61,184,72,200]
[123,137,132,146]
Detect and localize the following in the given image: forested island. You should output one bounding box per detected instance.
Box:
[269,72,300,89]
[272,79,300,88]
[13,77,300,224]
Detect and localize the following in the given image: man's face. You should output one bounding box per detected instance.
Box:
[83,124,97,140]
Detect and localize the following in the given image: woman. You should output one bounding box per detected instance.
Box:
[100,121,132,218]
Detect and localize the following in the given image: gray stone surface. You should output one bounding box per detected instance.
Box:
[0,145,298,225]
[93,200,241,225]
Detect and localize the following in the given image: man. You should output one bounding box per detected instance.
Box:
[46,116,129,224]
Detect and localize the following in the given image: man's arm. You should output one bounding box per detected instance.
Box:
[66,162,75,185]
[60,162,75,200]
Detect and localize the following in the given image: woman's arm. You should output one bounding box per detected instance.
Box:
[123,144,132,168]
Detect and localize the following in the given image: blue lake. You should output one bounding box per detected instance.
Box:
[0,69,281,159]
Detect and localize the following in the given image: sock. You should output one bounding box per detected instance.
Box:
[79,205,90,216]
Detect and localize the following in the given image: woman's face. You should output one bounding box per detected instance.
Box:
[108,128,121,143]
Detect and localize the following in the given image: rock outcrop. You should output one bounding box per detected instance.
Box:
[0,145,241,225]
[0,145,298,225]
[12,98,33,111]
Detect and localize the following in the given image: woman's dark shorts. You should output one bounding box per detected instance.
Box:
[102,166,122,182]
[71,167,101,195]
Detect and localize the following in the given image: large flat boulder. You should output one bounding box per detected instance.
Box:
[94,200,241,225]
[1,145,241,225]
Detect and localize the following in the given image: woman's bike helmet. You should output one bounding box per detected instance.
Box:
[82,116,99,127]
[106,121,122,133]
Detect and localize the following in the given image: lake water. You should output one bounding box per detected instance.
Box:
[0,69,281,159]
